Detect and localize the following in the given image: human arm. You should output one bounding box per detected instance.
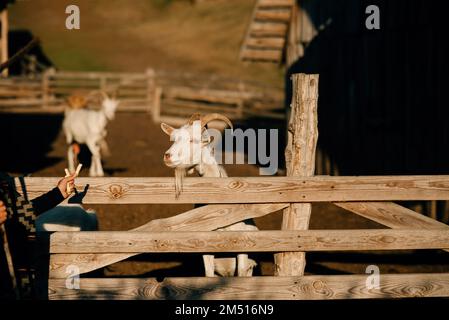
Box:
[31,174,75,216]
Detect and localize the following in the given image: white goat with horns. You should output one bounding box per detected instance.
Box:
[161,113,258,277]
[63,91,119,177]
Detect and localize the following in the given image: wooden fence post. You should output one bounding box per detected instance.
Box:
[274,73,319,276]
[146,68,155,115]
[153,86,162,122]
[1,9,8,77]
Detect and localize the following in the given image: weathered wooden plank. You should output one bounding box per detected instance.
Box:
[0,98,54,106]
[250,22,288,37]
[48,273,449,300]
[51,71,148,80]
[1,9,9,76]
[241,49,283,61]
[15,176,449,204]
[275,73,319,276]
[255,9,291,22]
[0,89,42,97]
[246,37,286,49]
[164,86,253,101]
[335,201,449,253]
[50,229,449,254]
[335,202,449,230]
[49,203,287,278]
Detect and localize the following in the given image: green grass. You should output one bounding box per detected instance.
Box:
[8,0,284,86]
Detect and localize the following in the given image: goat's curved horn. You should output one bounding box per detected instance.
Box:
[201,113,233,129]
[187,113,202,125]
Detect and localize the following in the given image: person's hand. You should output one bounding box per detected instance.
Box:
[0,200,7,225]
[57,174,76,198]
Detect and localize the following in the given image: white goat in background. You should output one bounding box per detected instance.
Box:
[161,113,258,277]
[63,91,119,177]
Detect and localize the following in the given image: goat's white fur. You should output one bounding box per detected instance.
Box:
[63,94,118,177]
[162,117,258,277]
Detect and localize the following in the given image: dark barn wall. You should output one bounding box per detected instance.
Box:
[287,0,449,175]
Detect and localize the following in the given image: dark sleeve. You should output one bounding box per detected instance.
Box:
[31,187,65,216]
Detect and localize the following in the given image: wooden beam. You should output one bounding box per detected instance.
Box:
[241,49,282,61]
[50,229,449,254]
[14,176,449,204]
[250,22,288,37]
[245,37,286,49]
[335,201,449,253]
[48,273,449,300]
[335,202,449,230]
[1,9,8,76]
[48,203,287,278]
[254,9,291,22]
[51,71,148,80]
[275,73,319,276]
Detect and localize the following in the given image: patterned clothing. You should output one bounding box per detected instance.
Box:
[0,173,64,235]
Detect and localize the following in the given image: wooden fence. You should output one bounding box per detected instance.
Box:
[0,69,160,113]
[12,73,449,299]
[13,175,449,300]
[0,69,284,122]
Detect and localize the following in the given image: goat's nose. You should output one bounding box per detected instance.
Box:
[164,153,170,160]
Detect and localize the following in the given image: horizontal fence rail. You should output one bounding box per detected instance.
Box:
[50,229,449,254]
[48,274,449,300]
[15,176,449,204]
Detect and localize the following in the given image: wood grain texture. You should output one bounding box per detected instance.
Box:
[275,73,319,276]
[48,273,449,300]
[246,37,286,49]
[250,22,289,37]
[1,10,8,76]
[335,201,449,254]
[335,202,449,230]
[254,9,292,22]
[50,229,449,254]
[48,203,287,278]
[240,49,282,61]
[15,175,449,204]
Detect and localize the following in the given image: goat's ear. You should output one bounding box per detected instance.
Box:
[161,123,174,136]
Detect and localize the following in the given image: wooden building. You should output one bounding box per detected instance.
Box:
[241,0,449,220]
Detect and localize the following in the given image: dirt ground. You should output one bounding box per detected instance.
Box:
[3,112,449,277]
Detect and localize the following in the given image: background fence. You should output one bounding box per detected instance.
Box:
[0,69,284,123]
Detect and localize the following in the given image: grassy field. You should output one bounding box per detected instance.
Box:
[9,0,284,86]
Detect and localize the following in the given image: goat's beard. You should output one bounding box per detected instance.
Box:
[174,167,186,199]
